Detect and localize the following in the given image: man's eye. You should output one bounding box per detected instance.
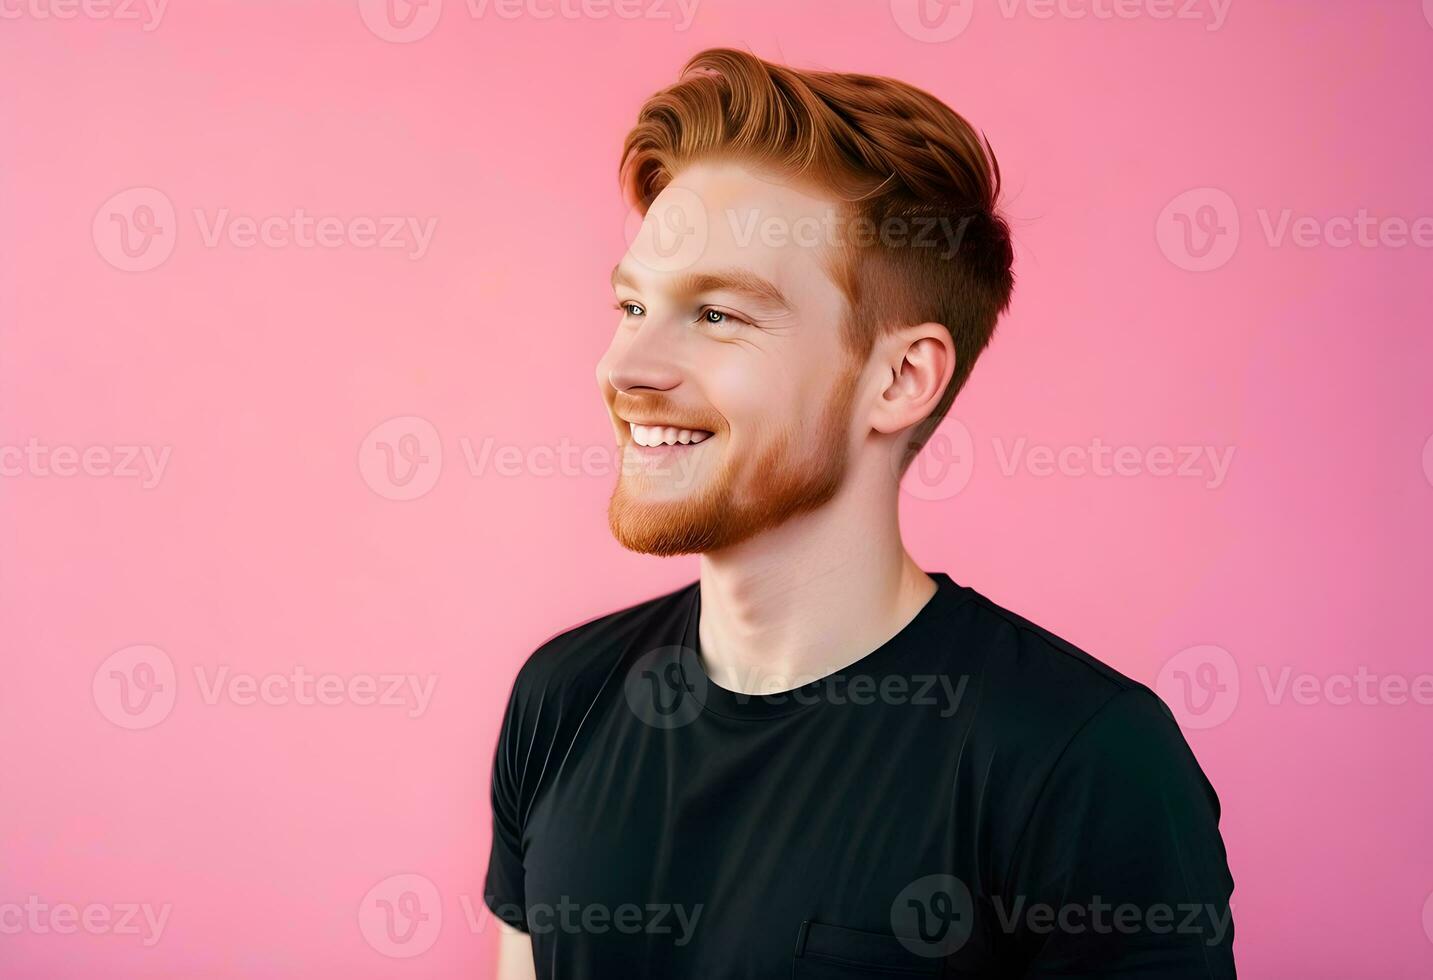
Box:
[614,301,645,317]
[699,307,748,328]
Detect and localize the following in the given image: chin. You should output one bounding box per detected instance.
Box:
[607,484,729,556]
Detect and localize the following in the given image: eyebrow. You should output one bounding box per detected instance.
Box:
[610,264,792,310]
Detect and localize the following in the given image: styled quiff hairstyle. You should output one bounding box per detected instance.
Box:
[619,48,1015,462]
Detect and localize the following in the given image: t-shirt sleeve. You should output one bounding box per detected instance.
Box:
[483,675,530,932]
[1000,687,1235,978]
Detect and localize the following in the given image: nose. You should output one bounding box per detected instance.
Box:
[600,318,683,395]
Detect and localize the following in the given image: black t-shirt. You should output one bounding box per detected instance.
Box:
[484,572,1235,978]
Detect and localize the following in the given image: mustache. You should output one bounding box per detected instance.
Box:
[612,392,725,433]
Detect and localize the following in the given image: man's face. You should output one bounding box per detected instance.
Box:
[597,160,864,556]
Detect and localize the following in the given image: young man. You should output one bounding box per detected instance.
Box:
[486,49,1235,978]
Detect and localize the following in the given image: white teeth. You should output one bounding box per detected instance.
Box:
[630,423,714,448]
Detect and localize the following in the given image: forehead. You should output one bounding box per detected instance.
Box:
[620,160,847,314]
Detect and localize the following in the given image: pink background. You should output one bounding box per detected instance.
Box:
[3,0,1431,976]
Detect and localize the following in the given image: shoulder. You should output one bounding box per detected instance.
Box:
[945,586,1196,790]
[957,587,1143,698]
[505,579,697,709]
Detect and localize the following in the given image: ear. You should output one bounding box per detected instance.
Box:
[867,322,957,436]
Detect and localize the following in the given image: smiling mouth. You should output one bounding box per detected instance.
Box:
[627,423,715,448]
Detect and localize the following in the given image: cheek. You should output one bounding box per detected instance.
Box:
[702,356,804,442]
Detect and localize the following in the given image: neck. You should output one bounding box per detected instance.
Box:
[696,458,936,695]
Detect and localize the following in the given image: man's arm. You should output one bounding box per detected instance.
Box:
[486,667,538,978]
[495,920,536,980]
[1000,687,1236,977]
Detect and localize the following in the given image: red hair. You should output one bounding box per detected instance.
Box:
[619,48,1016,458]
